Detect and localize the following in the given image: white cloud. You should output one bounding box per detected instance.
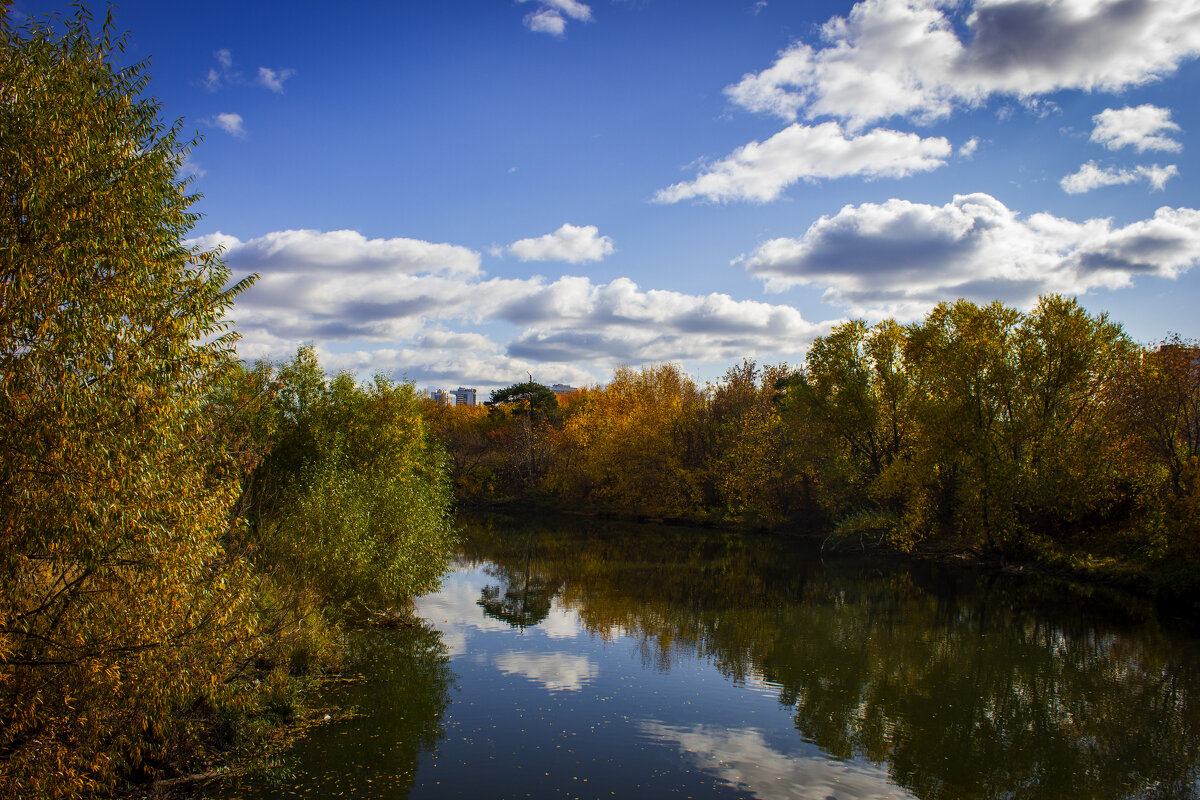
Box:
[736,194,1200,319]
[208,112,246,138]
[1090,104,1183,152]
[725,0,1200,129]
[257,66,296,93]
[1137,164,1181,190]
[494,651,598,692]
[508,223,615,262]
[1060,161,1179,193]
[540,0,593,20]
[414,570,523,657]
[201,228,824,388]
[639,723,915,800]
[178,156,206,180]
[539,601,583,639]
[958,136,981,158]
[519,0,592,36]
[202,48,236,91]
[526,8,567,35]
[654,122,950,204]
[201,49,296,93]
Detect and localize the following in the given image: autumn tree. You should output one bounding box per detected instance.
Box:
[484,380,561,494]
[0,8,256,795]
[422,398,496,500]
[780,320,923,544]
[1113,335,1200,557]
[705,360,796,526]
[904,298,1132,553]
[555,365,704,516]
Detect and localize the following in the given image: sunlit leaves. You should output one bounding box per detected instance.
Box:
[243,348,455,609]
[1,7,257,795]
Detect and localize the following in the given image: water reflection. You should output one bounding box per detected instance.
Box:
[223,513,1200,800]
[460,512,1200,800]
[639,722,915,800]
[217,621,452,799]
[493,650,598,692]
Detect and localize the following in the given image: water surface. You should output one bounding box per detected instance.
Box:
[222,513,1200,799]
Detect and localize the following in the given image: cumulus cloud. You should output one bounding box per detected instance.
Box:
[198,228,482,277]
[207,112,246,138]
[654,122,950,203]
[736,193,1200,319]
[1060,161,1178,193]
[257,66,296,93]
[725,0,1200,129]
[508,223,615,262]
[1090,104,1183,152]
[500,278,823,363]
[959,136,981,158]
[525,9,567,35]
[519,0,593,36]
[178,156,206,180]
[202,228,824,388]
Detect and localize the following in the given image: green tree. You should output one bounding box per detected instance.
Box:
[244,348,455,609]
[0,7,255,795]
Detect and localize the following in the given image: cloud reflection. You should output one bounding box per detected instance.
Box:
[639,722,914,800]
[494,651,598,692]
[416,565,585,657]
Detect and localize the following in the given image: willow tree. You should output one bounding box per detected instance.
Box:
[0,8,254,796]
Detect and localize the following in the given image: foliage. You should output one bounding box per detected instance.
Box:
[0,10,456,796]
[703,360,796,526]
[481,380,560,493]
[0,8,259,796]
[427,297,1199,585]
[241,347,456,610]
[553,364,704,516]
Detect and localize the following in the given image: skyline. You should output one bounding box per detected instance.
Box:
[12,0,1200,390]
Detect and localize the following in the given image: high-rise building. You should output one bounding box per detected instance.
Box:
[453,387,477,406]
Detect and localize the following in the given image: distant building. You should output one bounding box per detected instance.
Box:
[453,387,477,406]
[428,388,450,405]
[549,383,577,396]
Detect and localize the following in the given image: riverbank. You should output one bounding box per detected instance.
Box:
[457,497,1200,623]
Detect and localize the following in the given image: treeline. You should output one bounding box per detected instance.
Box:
[427,296,1199,579]
[1,13,452,799]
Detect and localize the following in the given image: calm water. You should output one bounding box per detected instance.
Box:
[221,513,1200,799]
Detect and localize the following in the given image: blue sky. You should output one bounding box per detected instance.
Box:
[14,0,1200,390]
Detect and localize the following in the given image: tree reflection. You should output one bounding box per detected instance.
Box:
[476,530,563,629]
[460,511,1200,800]
[220,621,454,799]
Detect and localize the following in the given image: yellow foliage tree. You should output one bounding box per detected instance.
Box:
[0,9,257,795]
[557,365,703,516]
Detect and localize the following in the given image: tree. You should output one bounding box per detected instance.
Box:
[0,9,255,795]
[485,380,560,491]
[556,365,704,516]
[705,360,796,525]
[247,349,455,609]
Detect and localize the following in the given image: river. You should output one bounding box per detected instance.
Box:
[219,512,1200,799]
